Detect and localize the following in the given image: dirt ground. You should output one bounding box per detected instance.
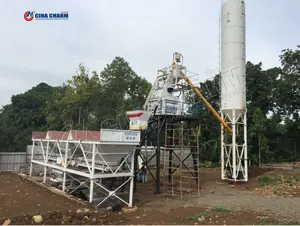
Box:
[1,167,300,225]
[0,172,88,221]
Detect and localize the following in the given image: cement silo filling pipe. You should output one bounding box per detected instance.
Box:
[180,71,233,135]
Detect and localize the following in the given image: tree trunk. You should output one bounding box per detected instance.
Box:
[258,134,261,167]
[294,137,297,161]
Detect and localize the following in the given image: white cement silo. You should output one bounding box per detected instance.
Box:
[220,0,248,182]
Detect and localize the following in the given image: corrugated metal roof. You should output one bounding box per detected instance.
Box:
[69,130,100,141]
[32,131,47,139]
[32,130,100,141]
[46,131,69,140]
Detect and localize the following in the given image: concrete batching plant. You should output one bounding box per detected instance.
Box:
[28,0,249,209]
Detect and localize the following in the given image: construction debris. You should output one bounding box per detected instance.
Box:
[2,219,11,226]
[122,206,138,213]
[32,215,43,224]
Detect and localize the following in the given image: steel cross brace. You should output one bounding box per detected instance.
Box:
[95,177,132,207]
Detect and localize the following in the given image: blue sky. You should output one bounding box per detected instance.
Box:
[0,0,299,106]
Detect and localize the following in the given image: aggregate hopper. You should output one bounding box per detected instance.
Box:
[76,129,141,172]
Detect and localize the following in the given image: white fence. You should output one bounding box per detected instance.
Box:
[0,145,43,172]
[0,152,28,172]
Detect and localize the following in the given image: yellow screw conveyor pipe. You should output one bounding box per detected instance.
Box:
[181,71,233,135]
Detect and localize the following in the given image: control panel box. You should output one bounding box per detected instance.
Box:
[100,129,141,143]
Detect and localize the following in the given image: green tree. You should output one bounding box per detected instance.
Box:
[249,108,268,166]
[276,46,300,120]
[185,75,221,162]
[43,64,101,130]
[246,62,280,116]
[0,83,58,152]
[264,114,284,162]
[283,118,300,161]
[95,57,151,129]
[43,58,151,131]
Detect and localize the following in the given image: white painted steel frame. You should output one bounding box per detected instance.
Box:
[221,109,248,182]
[29,138,136,207]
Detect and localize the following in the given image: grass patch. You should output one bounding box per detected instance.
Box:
[211,206,231,213]
[293,175,300,181]
[286,178,293,186]
[273,187,281,195]
[187,206,231,221]
[199,161,220,168]
[259,175,276,186]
